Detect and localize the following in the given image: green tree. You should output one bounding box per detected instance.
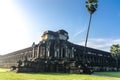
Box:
[110,44,120,55]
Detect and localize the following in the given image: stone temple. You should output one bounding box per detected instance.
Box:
[0,29,120,74]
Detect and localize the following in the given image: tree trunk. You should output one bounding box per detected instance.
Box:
[83,13,92,63]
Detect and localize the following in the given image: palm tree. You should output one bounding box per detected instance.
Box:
[83,0,98,62]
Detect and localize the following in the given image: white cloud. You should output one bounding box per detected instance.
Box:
[79,38,120,52]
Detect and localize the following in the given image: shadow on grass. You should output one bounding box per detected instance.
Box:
[93,72,120,78]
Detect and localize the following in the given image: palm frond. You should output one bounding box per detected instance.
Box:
[85,0,98,14]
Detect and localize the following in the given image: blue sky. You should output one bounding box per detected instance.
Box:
[0,0,120,55]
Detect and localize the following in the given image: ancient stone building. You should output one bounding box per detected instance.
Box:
[0,29,120,73]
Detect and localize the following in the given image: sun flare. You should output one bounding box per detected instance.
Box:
[0,0,31,55]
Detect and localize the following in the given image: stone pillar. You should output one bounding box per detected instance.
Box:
[45,46,47,59]
[32,42,35,58]
[58,48,60,58]
[61,48,63,58]
[37,45,40,58]
[72,47,74,58]
[66,46,68,58]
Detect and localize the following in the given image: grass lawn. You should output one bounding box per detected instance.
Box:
[0,68,120,80]
[94,72,120,78]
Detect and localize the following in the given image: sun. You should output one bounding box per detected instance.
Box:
[0,0,31,55]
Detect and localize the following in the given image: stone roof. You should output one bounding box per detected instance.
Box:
[2,47,32,57]
[42,30,57,37]
[42,29,68,36]
[57,29,68,35]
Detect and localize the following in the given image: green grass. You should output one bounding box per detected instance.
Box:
[0,68,10,72]
[94,72,120,78]
[0,68,120,80]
